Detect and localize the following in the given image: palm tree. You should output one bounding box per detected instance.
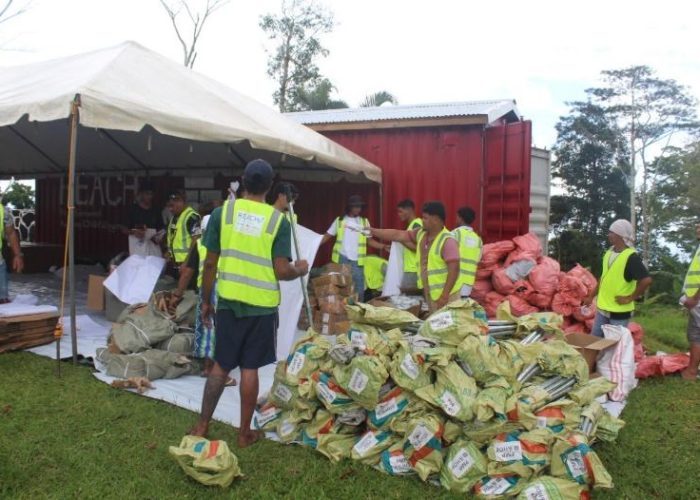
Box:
[360,91,398,107]
[297,79,349,111]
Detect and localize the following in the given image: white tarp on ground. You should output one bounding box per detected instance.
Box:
[0,41,381,183]
[27,314,110,359]
[103,255,165,305]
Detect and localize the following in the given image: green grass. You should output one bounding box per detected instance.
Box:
[0,305,698,499]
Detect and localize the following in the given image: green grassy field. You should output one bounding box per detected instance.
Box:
[0,305,698,499]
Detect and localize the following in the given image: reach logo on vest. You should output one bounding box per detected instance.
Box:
[235,211,266,237]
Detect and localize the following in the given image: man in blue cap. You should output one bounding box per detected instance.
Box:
[189,159,309,447]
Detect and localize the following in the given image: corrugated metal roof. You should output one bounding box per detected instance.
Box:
[285,99,521,125]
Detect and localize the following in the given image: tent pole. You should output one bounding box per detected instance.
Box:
[67,96,80,365]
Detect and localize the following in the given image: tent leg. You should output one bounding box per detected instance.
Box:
[67,97,80,365]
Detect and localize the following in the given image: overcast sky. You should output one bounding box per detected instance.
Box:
[1,0,698,149]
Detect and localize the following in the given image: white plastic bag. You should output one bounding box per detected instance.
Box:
[597,324,638,401]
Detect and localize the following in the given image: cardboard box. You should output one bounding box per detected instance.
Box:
[314,283,353,299]
[313,310,350,335]
[87,274,106,311]
[318,294,348,315]
[565,333,619,373]
[312,273,352,288]
[322,263,353,276]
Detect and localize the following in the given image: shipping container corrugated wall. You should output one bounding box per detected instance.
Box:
[321,121,532,243]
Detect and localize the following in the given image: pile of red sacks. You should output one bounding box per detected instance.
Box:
[471,232,599,333]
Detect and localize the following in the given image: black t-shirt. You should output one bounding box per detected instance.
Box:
[623,253,649,281]
[127,203,164,231]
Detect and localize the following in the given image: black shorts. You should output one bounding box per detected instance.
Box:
[214,309,278,371]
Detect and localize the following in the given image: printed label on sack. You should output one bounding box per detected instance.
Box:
[408,424,433,450]
[323,312,330,322]
[235,210,266,236]
[256,407,280,427]
[322,324,329,335]
[439,390,461,417]
[481,477,511,496]
[374,398,399,420]
[524,484,550,500]
[536,416,548,429]
[350,330,367,350]
[349,368,369,394]
[428,311,454,331]
[317,382,336,404]
[273,384,293,403]
[353,431,378,456]
[566,449,587,479]
[447,448,475,478]
[280,420,295,436]
[400,354,420,380]
[494,441,523,462]
[389,453,411,473]
[287,352,306,376]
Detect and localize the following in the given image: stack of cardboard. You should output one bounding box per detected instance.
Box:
[303,264,355,335]
[0,312,60,353]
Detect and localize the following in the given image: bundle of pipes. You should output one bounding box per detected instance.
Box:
[538,375,577,404]
[487,320,518,339]
[515,329,546,383]
[579,415,595,436]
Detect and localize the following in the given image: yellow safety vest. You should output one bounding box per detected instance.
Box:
[168,206,198,264]
[417,228,461,301]
[683,245,700,296]
[331,216,368,266]
[217,199,283,307]
[453,226,482,287]
[598,247,637,313]
[196,239,208,289]
[0,205,4,244]
[364,255,388,291]
[403,217,423,273]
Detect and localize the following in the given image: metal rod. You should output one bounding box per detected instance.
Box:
[488,326,517,333]
[548,380,577,400]
[488,320,516,326]
[286,196,313,329]
[545,378,572,395]
[67,96,80,365]
[540,376,564,389]
[517,363,540,383]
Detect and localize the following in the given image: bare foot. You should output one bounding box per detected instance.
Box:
[237,430,263,448]
[188,421,209,437]
[680,369,698,381]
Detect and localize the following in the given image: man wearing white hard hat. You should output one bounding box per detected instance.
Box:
[584,219,652,337]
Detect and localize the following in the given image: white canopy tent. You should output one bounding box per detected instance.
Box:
[0,41,382,363]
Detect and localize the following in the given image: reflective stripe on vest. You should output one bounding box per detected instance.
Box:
[417,228,461,301]
[453,226,482,287]
[364,255,388,291]
[168,206,197,264]
[683,245,700,295]
[0,205,4,243]
[403,217,423,273]
[331,216,368,266]
[217,199,283,307]
[598,247,637,313]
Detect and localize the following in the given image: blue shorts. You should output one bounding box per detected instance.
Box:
[214,309,277,371]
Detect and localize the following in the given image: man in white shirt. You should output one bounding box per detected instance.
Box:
[321,195,387,299]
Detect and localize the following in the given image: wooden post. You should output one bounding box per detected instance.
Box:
[67,96,80,365]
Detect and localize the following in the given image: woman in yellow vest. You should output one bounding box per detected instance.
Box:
[190,159,309,447]
[0,204,24,303]
[584,219,652,338]
[396,199,423,291]
[370,201,461,312]
[321,195,388,300]
[453,206,483,298]
[680,222,700,380]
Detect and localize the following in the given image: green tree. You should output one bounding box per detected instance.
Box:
[2,181,34,209]
[650,141,700,256]
[587,66,699,264]
[549,100,630,274]
[260,0,334,112]
[296,78,348,110]
[360,91,397,108]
